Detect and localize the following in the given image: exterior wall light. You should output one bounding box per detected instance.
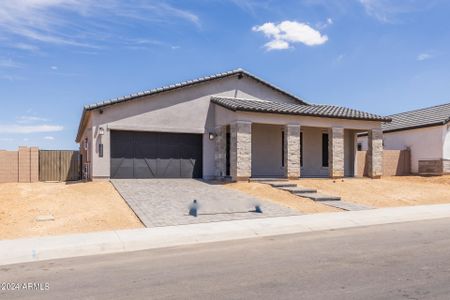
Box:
[98,127,105,136]
[209,132,216,140]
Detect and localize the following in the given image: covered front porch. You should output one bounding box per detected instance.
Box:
[214,122,383,181]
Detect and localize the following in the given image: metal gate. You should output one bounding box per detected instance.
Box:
[39,150,81,181]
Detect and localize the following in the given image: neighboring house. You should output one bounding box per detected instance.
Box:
[76,68,389,181]
[358,102,450,175]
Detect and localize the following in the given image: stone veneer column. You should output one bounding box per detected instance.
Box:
[214,125,227,178]
[368,128,383,178]
[284,124,301,179]
[328,127,345,178]
[230,121,252,181]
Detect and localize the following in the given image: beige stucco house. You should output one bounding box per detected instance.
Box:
[358,102,450,175]
[76,69,389,181]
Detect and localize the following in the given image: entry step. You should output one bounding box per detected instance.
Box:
[269,182,298,188]
[300,193,341,201]
[280,187,317,194]
[249,178,288,182]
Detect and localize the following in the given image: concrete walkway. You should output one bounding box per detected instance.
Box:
[1,204,450,266]
[265,181,373,211]
[112,179,298,227]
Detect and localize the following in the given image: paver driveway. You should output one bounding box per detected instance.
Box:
[112,179,298,227]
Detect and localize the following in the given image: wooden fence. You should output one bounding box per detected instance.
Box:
[39,150,81,182]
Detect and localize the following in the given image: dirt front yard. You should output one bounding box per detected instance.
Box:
[294,176,450,208]
[0,181,143,240]
[225,182,341,214]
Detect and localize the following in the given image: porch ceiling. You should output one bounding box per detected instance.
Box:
[211,96,391,122]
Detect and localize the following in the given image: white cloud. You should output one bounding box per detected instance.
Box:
[417,53,432,61]
[51,65,58,70]
[335,54,345,63]
[12,43,39,52]
[317,17,334,30]
[0,0,200,48]
[0,58,22,68]
[264,40,290,50]
[252,20,328,51]
[44,136,55,140]
[227,0,271,15]
[17,115,49,124]
[0,124,64,134]
[359,0,440,23]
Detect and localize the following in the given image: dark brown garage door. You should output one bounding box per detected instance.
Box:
[110,131,203,179]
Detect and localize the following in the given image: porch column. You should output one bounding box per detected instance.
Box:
[230,121,252,181]
[284,124,301,179]
[214,125,227,178]
[328,127,344,178]
[368,128,383,178]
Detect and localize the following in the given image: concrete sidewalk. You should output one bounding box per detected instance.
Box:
[1,204,450,266]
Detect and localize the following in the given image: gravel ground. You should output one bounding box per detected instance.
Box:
[0,181,143,240]
[295,175,450,208]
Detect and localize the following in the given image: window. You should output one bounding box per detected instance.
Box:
[300,132,303,167]
[357,143,362,151]
[322,133,329,167]
[281,131,285,167]
[226,132,230,176]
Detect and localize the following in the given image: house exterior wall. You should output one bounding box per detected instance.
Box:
[359,125,445,174]
[301,127,329,177]
[442,125,450,159]
[344,129,356,177]
[82,75,302,180]
[251,124,284,177]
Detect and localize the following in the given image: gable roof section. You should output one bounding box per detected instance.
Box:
[382,102,450,133]
[212,96,391,122]
[76,68,307,142]
[85,68,307,110]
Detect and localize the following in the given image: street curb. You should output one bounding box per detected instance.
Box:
[1,204,450,266]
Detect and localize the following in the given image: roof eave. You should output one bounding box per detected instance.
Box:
[213,102,390,122]
[75,108,89,143]
[383,120,448,134]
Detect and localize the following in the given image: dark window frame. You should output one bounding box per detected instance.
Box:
[281,131,285,167]
[300,132,303,167]
[322,133,329,168]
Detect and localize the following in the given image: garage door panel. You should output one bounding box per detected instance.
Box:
[158,158,181,178]
[111,158,134,179]
[134,158,157,178]
[180,158,202,178]
[110,131,202,179]
[111,131,134,178]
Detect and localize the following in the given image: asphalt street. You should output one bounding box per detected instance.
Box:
[2,218,450,299]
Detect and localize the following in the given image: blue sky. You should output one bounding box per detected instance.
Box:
[0,0,449,150]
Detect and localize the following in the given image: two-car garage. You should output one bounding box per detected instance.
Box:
[110,130,203,179]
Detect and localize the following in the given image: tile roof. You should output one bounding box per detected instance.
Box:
[76,68,307,142]
[382,102,450,133]
[83,68,307,110]
[211,96,391,122]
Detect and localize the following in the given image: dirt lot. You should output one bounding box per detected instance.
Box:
[0,181,143,240]
[225,182,340,214]
[294,176,450,208]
